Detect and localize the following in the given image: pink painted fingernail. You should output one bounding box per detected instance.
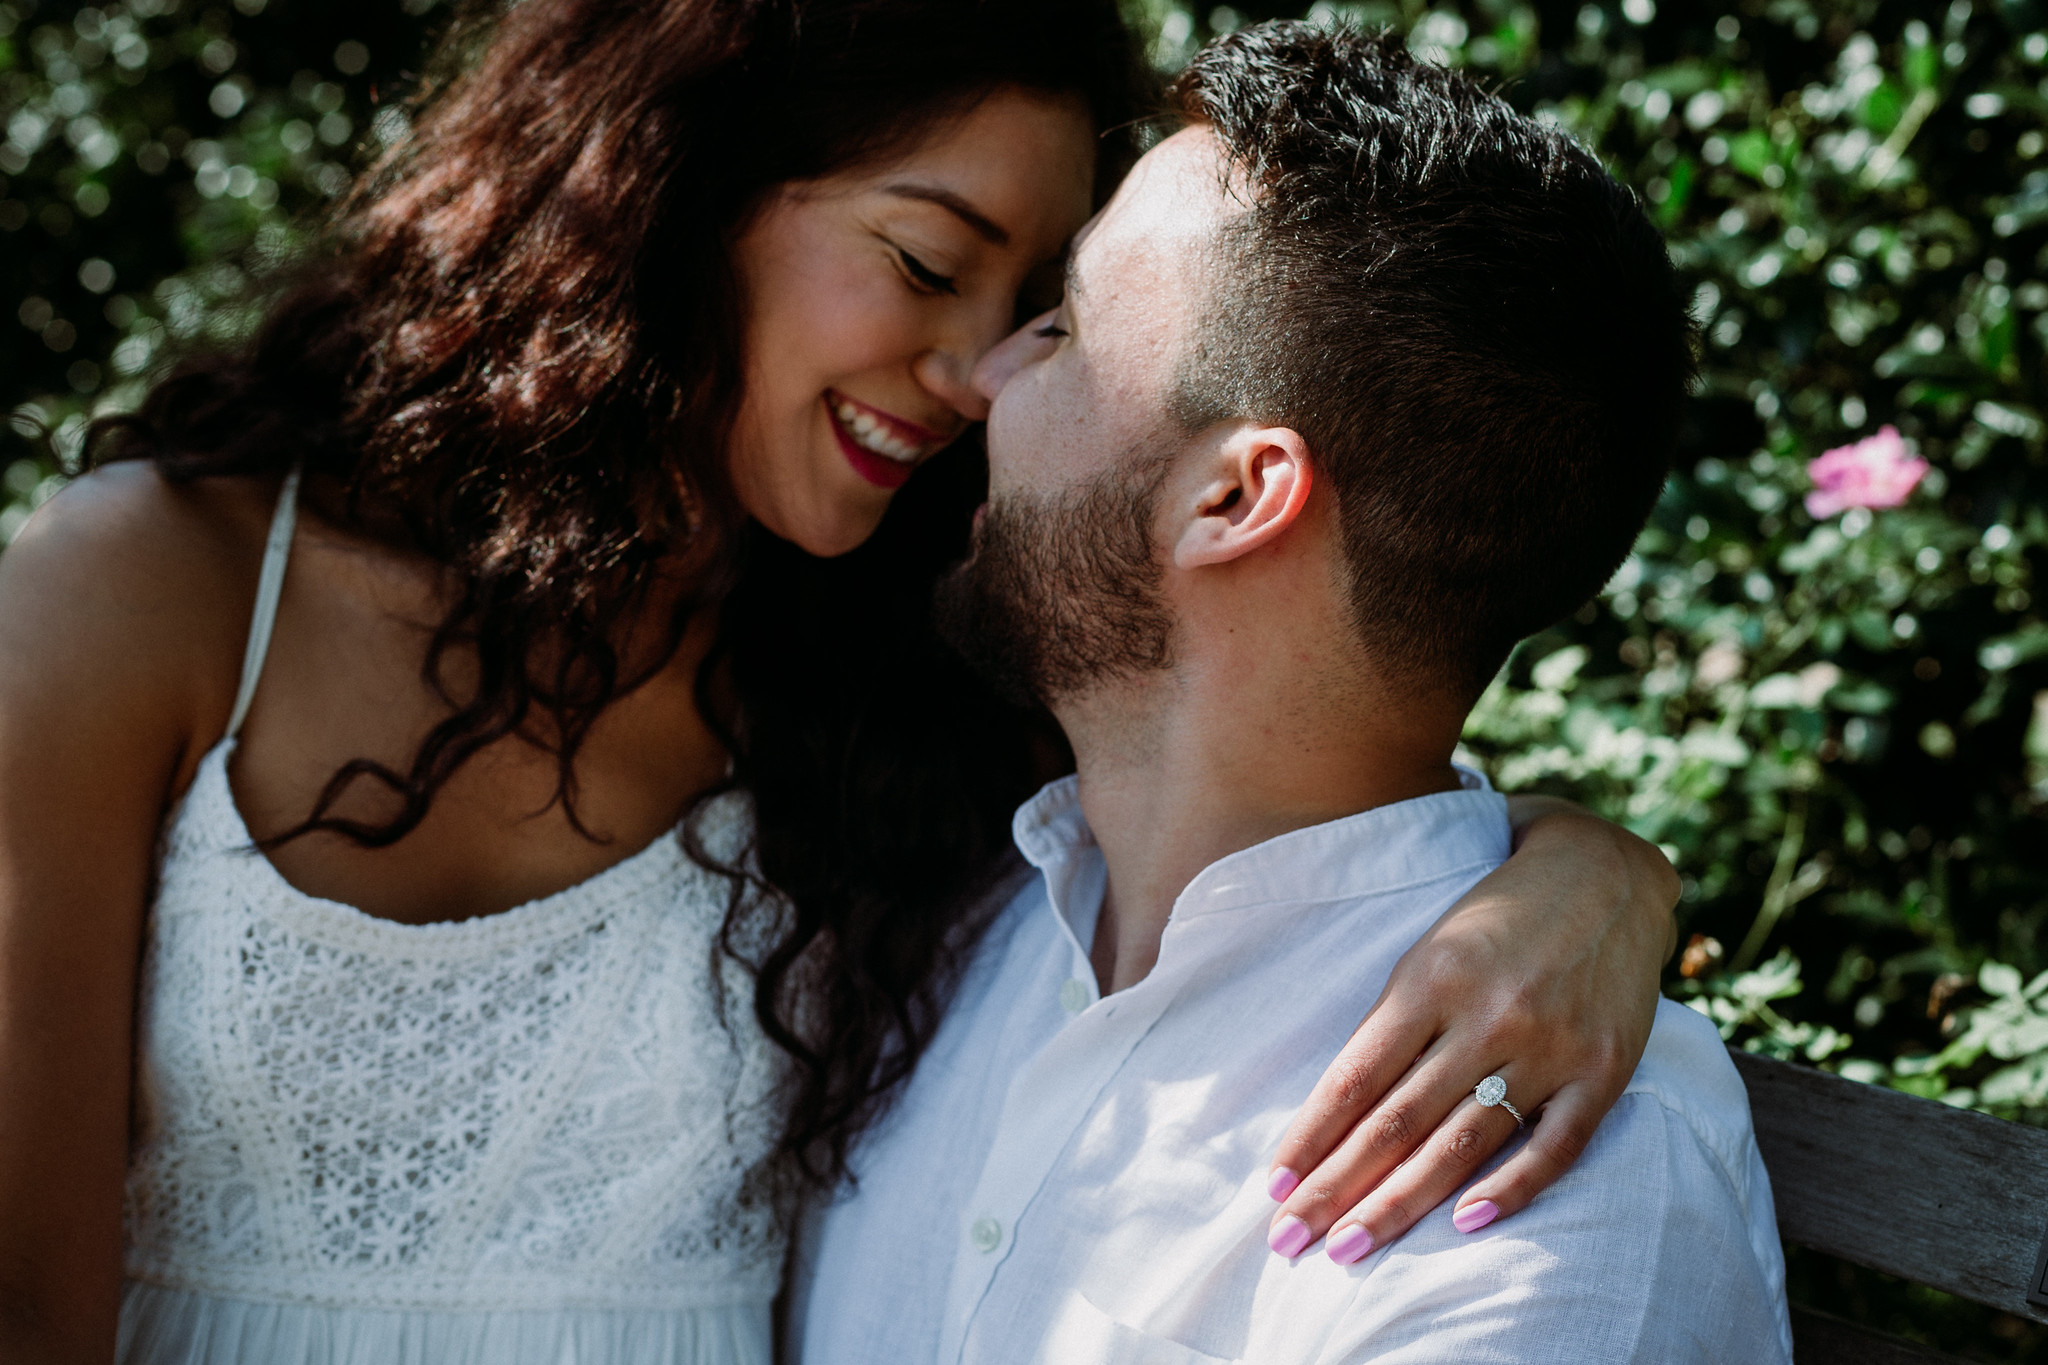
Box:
[1268,1215,1313,1258]
[1325,1224,1374,1265]
[1266,1166,1301,1202]
[1452,1200,1499,1234]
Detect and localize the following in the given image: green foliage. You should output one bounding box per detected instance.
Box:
[1689,948,1858,1061]
[0,0,439,498]
[1875,958,2048,1112]
[5,0,2048,1351]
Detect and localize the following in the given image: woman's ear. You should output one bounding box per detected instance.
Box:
[1171,424,1314,569]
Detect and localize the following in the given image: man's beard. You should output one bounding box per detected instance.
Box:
[934,452,1176,708]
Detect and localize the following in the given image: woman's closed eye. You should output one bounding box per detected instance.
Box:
[896,247,958,295]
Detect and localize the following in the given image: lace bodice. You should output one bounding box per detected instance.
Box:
[123,741,791,1313]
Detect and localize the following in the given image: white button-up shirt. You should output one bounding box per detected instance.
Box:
[793,774,1792,1365]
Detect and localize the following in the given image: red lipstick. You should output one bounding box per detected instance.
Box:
[824,391,954,490]
[831,415,916,489]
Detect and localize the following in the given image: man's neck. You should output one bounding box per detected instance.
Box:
[1058,669,1462,996]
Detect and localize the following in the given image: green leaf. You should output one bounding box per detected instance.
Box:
[1860,79,1904,134]
[1981,311,2018,377]
[1658,154,1696,228]
[1988,183,2048,237]
[1982,961,2025,997]
[1898,382,1972,415]
[1980,626,2048,672]
[1531,645,1589,692]
[1905,39,1940,94]
[1827,680,1896,715]
[1849,611,1896,651]
[1728,130,1773,179]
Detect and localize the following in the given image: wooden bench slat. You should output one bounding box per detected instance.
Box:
[1790,1306,1966,1365]
[1732,1048,2048,1322]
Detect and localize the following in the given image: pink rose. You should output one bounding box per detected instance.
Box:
[1804,426,1929,519]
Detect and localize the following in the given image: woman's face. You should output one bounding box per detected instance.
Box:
[728,86,1098,556]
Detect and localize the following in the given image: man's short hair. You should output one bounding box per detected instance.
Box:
[1169,23,1696,700]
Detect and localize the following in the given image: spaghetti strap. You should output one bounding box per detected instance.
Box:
[224,463,302,741]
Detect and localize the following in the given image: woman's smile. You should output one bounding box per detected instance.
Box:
[826,389,955,489]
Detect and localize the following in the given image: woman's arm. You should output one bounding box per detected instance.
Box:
[0,470,241,1362]
[1265,797,1677,1256]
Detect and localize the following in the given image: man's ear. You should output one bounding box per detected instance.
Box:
[1171,424,1314,569]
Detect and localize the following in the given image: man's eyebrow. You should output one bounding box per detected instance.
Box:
[883,184,1011,246]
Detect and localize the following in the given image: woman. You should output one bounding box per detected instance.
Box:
[0,1,1680,1361]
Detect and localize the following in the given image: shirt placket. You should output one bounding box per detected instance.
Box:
[939,839,1172,1365]
[939,974,1179,1365]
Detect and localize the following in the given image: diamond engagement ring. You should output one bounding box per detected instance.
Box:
[1474,1074,1525,1127]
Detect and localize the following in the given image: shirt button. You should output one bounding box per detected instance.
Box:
[1060,978,1090,1015]
[969,1216,1003,1252]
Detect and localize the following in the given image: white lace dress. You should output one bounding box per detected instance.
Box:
[117,469,791,1365]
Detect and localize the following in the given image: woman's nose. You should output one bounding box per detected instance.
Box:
[911,344,992,425]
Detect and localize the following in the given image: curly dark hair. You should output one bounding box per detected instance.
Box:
[87,0,1142,1182]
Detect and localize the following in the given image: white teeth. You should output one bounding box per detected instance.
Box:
[833,398,927,464]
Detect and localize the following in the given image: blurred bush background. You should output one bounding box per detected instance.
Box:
[4,0,2047,1355]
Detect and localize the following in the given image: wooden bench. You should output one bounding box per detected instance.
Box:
[1733,1049,2048,1363]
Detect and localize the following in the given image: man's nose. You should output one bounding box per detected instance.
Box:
[917,304,1059,424]
[969,309,1059,407]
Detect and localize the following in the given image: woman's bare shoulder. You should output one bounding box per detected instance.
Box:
[0,462,277,742]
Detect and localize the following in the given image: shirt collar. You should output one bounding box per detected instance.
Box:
[1011,768,1510,926]
[1011,776,1104,956]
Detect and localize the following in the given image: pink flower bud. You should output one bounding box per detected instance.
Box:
[1804,426,1929,519]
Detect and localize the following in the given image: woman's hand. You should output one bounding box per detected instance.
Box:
[1264,796,1678,1262]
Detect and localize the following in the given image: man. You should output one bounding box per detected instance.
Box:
[792,22,1791,1364]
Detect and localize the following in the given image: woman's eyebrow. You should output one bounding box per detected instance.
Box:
[882,184,1011,246]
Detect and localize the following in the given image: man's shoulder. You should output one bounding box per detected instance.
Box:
[1622,997,1761,1187]
[1317,999,1790,1362]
